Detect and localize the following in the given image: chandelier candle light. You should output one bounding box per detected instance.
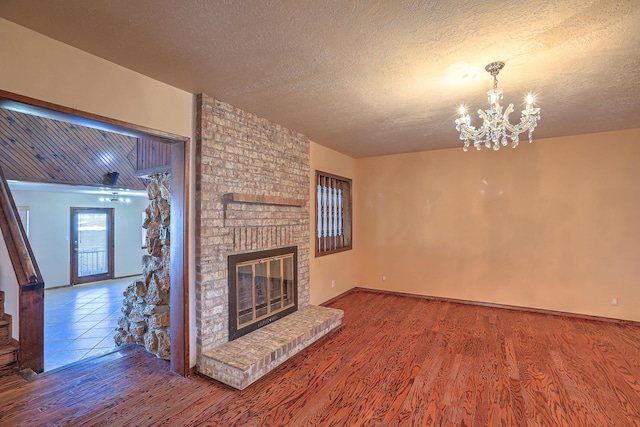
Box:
[455,61,540,151]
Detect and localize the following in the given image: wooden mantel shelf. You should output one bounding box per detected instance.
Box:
[222,193,305,208]
[222,193,305,224]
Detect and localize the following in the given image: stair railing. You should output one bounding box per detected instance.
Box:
[0,165,44,372]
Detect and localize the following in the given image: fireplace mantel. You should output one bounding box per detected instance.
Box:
[222,192,305,224]
[222,192,305,207]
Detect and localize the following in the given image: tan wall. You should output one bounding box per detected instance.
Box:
[309,142,358,305]
[0,18,192,136]
[355,129,640,321]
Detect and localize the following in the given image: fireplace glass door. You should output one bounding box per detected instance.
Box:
[229,247,297,340]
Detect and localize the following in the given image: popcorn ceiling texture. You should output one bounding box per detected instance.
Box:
[1,1,638,156]
[195,94,310,369]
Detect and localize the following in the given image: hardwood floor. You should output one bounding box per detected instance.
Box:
[1,289,639,426]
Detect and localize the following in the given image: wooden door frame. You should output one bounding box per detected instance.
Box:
[70,207,115,285]
[0,90,191,376]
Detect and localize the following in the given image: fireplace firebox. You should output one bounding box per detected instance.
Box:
[228,246,298,340]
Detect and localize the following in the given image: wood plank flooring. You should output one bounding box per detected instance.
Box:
[1,289,639,426]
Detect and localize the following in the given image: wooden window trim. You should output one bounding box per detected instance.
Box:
[315,170,352,257]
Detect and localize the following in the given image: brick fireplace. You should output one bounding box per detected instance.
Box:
[195,94,313,369]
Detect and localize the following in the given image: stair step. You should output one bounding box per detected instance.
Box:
[0,320,10,346]
[0,344,18,370]
[0,343,18,355]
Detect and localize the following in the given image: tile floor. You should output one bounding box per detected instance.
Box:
[44,277,137,371]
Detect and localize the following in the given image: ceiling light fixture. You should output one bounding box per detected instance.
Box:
[99,192,131,203]
[455,61,540,151]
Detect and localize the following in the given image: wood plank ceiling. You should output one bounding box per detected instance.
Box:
[0,108,146,190]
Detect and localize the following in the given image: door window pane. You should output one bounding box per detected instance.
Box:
[77,212,108,277]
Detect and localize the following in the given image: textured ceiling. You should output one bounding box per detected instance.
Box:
[1,0,639,158]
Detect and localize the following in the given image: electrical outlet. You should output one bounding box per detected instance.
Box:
[331,280,335,289]
[612,297,618,306]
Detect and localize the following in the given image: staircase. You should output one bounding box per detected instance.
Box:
[0,164,44,373]
[0,291,19,373]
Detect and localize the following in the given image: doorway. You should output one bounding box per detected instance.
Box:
[71,208,115,285]
[0,89,190,375]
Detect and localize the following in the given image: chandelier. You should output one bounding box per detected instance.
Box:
[455,61,540,151]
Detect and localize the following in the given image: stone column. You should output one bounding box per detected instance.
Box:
[114,172,171,359]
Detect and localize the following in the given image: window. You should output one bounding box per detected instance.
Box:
[315,170,352,256]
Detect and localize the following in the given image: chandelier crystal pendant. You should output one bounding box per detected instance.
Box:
[455,61,540,151]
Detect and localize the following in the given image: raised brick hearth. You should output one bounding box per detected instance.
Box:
[201,305,343,390]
